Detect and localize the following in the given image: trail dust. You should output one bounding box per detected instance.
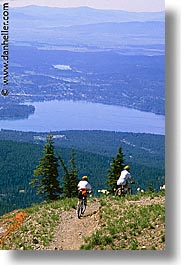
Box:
[46,200,100,250]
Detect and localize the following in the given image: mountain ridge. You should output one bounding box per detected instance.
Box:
[10,5,164,27]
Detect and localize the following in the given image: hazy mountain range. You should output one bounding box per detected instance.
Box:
[10,5,164,27]
[9,6,164,51]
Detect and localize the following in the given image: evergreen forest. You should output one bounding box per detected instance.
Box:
[0,130,165,216]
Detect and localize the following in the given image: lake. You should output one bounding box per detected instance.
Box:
[0,100,165,135]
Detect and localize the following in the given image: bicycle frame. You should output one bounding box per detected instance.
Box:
[77,196,87,219]
[115,184,133,197]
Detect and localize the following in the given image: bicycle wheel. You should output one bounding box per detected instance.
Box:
[127,187,132,195]
[81,198,86,214]
[77,204,82,219]
[115,187,122,197]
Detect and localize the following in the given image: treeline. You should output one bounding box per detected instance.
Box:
[0,129,164,156]
[0,129,165,171]
[0,130,165,215]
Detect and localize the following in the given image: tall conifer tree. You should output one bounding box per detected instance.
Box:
[106,145,124,193]
[30,135,61,200]
[58,148,78,198]
[69,148,78,197]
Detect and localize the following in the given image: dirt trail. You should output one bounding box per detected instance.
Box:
[45,196,165,250]
[46,200,100,250]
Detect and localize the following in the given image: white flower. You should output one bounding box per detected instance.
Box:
[160,184,165,190]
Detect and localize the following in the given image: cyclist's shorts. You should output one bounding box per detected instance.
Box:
[78,190,87,199]
[117,179,128,186]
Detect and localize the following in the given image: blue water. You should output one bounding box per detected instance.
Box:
[0,100,165,134]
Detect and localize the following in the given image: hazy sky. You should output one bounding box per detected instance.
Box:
[7,0,164,12]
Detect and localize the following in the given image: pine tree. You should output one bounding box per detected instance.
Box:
[69,148,78,197]
[58,148,78,198]
[106,145,125,193]
[30,135,61,200]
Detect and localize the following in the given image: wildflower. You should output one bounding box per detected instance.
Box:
[160,184,165,191]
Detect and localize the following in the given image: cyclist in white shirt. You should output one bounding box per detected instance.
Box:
[77,175,92,205]
[117,165,134,189]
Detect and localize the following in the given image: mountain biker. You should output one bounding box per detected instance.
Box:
[77,175,92,206]
[117,165,135,191]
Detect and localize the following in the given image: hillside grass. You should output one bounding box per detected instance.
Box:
[81,192,165,250]
[0,192,165,250]
[0,198,77,250]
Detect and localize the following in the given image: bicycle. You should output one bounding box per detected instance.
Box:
[77,195,87,219]
[115,181,134,197]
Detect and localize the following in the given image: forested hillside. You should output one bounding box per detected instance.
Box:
[0,130,165,215]
[0,140,109,215]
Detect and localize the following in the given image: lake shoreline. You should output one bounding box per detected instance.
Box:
[0,100,165,135]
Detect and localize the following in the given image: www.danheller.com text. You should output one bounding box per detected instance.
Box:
[1,2,9,96]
